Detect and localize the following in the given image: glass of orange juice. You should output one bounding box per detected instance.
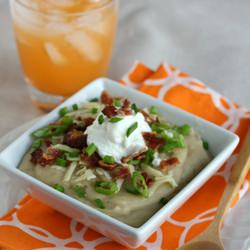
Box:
[10,0,117,110]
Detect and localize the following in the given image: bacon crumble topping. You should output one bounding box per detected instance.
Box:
[63,129,87,149]
[160,157,179,171]
[143,132,165,150]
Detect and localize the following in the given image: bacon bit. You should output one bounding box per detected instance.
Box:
[111,165,130,179]
[160,157,179,171]
[47,147,61,158]
[101,91,113,105]
[31,149,43,165]
[102,105,117,118]
[30,148,61,166]
[143,132,165,150]
[83,117,95,127]
[117,98,132,116]
[140,109,159,123]
[121,148,147,163]
[76,116,82,121]
[141,172,153,187]
[44,139,52,147]
[80,153,100,167]
[63,129,87,149]
[98,160,117,171]
[122,98,131,109]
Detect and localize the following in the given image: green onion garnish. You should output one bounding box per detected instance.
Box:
[131,171,149,198]
[131,103,139,113]
[53,144,80,154]
[113,99,122,107]
[160,197,168,205]
[62,116,73,126]
[203,140,209,150]
[32,124,68,138]
[53,183,64,193]
[143,149,154,165]
[90,97,99,102]
[95,181,118,195]
[72,104,78,111]
[124,171,150,196]
[98,115,104,125]
[91,107,98,114]
[103,155,115,164]
[126,122,138,137]
[55,157,67,167]
[31,139,42,149]
[59,107,68,117]
[73,185,86,198]
[177,124,191,136]
[85,143,97,156]
[68,151,80,157]
[127,159,141,166]
[149,106,158,115]
[95,198,105,209]
[109,117,123,123]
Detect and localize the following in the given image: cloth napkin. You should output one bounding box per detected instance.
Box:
[1,62,250,250]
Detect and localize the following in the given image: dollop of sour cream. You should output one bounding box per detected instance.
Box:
[85,112,152,162]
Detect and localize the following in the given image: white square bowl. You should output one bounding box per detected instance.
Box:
[0,78,239,248]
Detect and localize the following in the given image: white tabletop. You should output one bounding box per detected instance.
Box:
[0,0,250,249]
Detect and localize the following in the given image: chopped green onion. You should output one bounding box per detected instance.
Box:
[68,151,80,157]
[143,149,155,165]
[53,144,80,154]
[203,140,209,150]
[131,103,139,113]
[177,124,191,136]
[62,116,73,126]
[160,129,186,153]
[91,107,98,114]
[53,183,64,193]
[126,122,138,137]
[90,97,99,102]
[32,124,68,138]
[109,117,123,123]
[85,143,97,156]
[149,106,158,115]
[73,185,86,198]
[124,180,140,195]
[103,155,115,164]
[98,114,104,125]
[95,181,118,195]
[31,139,42,149]
[59,107,68,117]
[95,198,105,209]
[151,123,172,133]
[127,159,141,166]
[132,171,149,198]
[72,104,78,111]
[113,99,122,107]
[160,197,168,205]
[55,157,67,167]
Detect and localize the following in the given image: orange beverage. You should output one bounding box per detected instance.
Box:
[10,0,117,110]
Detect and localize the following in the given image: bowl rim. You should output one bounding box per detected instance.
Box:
[0,77,239,238]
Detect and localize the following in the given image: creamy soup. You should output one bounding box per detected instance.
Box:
[19,91,211,227]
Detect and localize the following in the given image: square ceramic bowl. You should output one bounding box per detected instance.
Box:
[0,78,239,248]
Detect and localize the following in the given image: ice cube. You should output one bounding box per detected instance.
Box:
[46,21,73,35]
[74,13,110,36]
[44,42,68,65]
[65,30,102,62]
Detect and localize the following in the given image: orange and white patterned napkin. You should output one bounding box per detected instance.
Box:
[1,62,250,250]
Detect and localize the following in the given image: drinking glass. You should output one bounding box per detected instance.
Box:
[10,0,117,110]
